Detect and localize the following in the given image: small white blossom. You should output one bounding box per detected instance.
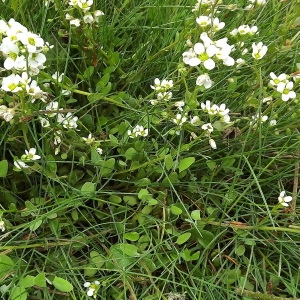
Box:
[278,191,292,207]
[0,220,5,232]
[196,73,213,89]
[0,105,15,122]
[252,42,268,60]
[52,72,64,83]
[270,119,277,126]
[40,117,50,128]
[174,101,185,111]
[83,14,94,24]
[172,114,187,126]
[190,116,201,126]
[84,280,100,298]
[96,148,103,155]
[57,112,79,129]
[209,138,217,149]
[82,133,95,145]
[70,19,81,27]
[94,10,105,22]
[201,123,214,133]
[269,72,288,86]
[14,159,29,170]
[22,148,41,161]
[276,81,296,101]
[128,125,149,138]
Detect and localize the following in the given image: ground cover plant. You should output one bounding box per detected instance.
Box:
[0,0,299,299]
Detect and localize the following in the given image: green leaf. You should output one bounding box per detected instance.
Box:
[88,93,103,103]
[119,244,139,257]
[170,205,182,215]
[90,251,106,268]
[34,273,47,288]
[0,160,8,177]
[178,157,195,173]
[81,182,95,193]
[10,285,27,300]
[180,249,200,261]
[124,232,140,241]
[164,155,173,171]
[20,275,35,288]
[52,277,73,293]
[198,230,214,248]
[221,157,235,168]
[235,245,246,256]
[99,158,115,176]
[206,160,216,171]
[83,66,94,79]
[123,196,137,206]
[124,147,137,160]
[191,210,201,221]
[29,219,42,231]
[176,232,191,245]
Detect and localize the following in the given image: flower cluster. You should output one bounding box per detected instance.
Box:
[150,78,174,104]
[182,32,235,70]
[196,15,225,33]
[230,25,258,37]
[66,0,104,27]
[128,125,149,138]
[269,72,296,101]
[84,281,100,298]
[200,100,230,123]
[0,19,52,122]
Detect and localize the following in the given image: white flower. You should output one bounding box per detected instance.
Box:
[201,100,218,115]
[96,148,103,155]
[26,80,44,101]
[150,78,173,92]
[196,15,211,27]
[27,52,46,69]
[270,119,277,126]
[0,220,5,232]
[22,148,41,161]
[157,91,172,101]
[174,101,185,111]
[128,125,149,138]
[54,130,62,145]
[70,19,81,27]
[46,101,59,117]
[236,58,246,67]
[238,25,251,35]
[0,105,15,122]
[77,0,93,11]
[278,191,292,207]
[1,74,22,93]
[94,10,105,22]
[52,72,64,83]
[276,81,296,101]
[269,72,288,86]
[83,14,94,24]
[14,159,29,170]
[212,18,225,31]
[196,74,213,89]
[82,133,95,145]
[252,42,268,60]
[209,138,217,149]
[190,116,201,126]
[250,113,268,126]
[84,280,100,298]
[40,117,50,128]
[202,123,214,133]
[57,113,79,129]
[17,32,44,53]
[172,114,187,126]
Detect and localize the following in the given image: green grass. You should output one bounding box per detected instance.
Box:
[0,0,300,299]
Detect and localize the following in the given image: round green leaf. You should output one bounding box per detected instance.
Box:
[10,285,27,300]
[235,245,246,256]
[0,255,14,278]
[52,277,73,293]
[170,205,182,215]
[191,210,201,221]
[119,244,139,257]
